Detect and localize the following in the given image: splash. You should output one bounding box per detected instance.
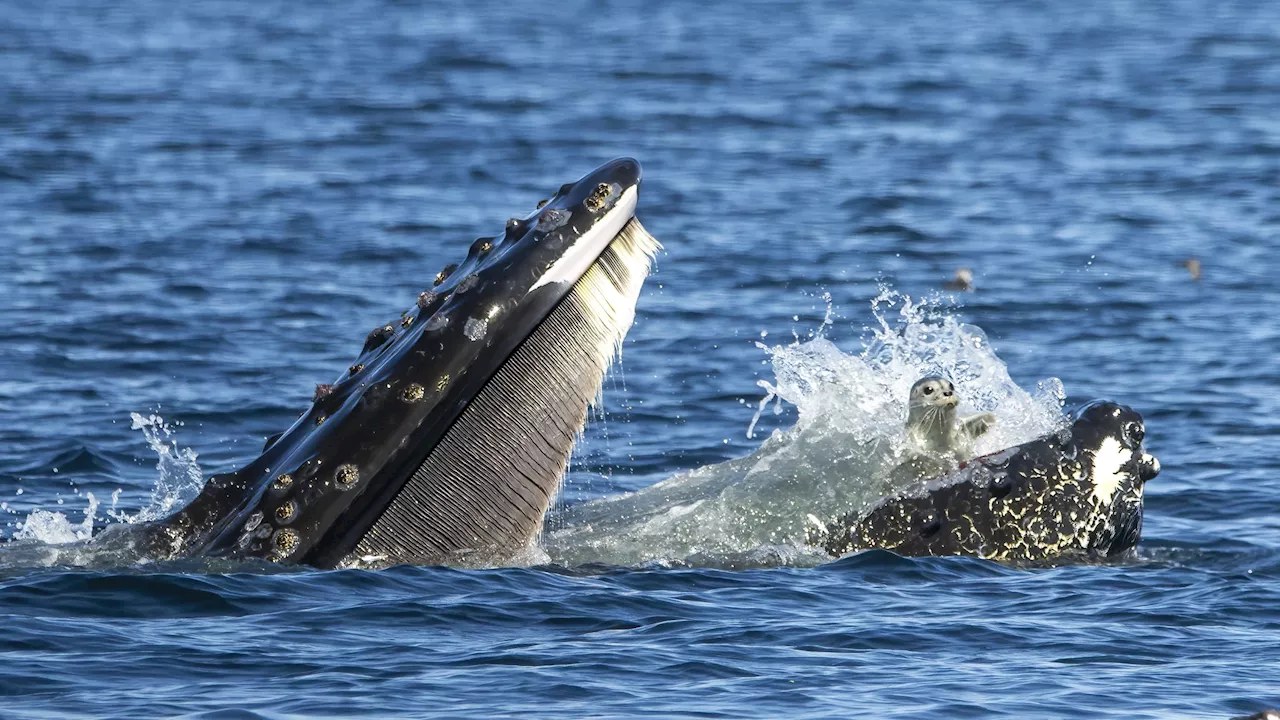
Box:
[113,413,205,523]
[13,492,99,544]
[7,413,204,553]
[545,289,1067,568]
[752,289,1065,453]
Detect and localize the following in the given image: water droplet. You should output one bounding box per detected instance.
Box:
[244,511,264,532]
[537,208,571,232]
[464,317,488,341]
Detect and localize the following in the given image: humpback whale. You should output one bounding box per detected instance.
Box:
[813,401,1161,563]
[40,157,1159,571]
[137,158,660,568]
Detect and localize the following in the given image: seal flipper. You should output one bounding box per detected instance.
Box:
[959,412,996,440]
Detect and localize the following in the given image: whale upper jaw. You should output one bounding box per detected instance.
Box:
[143,158,660,568]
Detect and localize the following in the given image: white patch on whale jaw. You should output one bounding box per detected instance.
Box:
[530,185,639,292]
[1089,436,1131,505]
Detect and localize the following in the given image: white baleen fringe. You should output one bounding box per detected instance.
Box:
[562,217,661,407]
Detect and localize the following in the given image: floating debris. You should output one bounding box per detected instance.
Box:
[943,268,974,292]
[1179,258,1202,281]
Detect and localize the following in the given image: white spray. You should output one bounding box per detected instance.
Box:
[544,289,1068,568]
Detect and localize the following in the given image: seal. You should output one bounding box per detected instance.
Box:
[136,158,661,568]
[814,401,1161,563]
[905,376,995,459]
[888,376,996,487]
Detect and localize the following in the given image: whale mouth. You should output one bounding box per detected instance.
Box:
[342,218,659,567]
[144,158,661,569]
[1106,502,1145,556]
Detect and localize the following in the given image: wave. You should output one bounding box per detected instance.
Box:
[543,289,1067,567]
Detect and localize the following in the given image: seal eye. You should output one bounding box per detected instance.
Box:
[923,386,934,396]
[1124,421,1145,447]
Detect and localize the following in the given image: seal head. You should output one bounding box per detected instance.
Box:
[902,376,996,469]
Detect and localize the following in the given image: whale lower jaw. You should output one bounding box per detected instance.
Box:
[341,219,660,568]
[815,402,1157,564]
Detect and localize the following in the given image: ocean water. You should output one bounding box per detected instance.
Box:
[2,0,1279,717]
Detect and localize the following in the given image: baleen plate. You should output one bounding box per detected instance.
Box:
[349,220,659,566]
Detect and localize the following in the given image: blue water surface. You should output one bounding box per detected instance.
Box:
[1,0,1279,717]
